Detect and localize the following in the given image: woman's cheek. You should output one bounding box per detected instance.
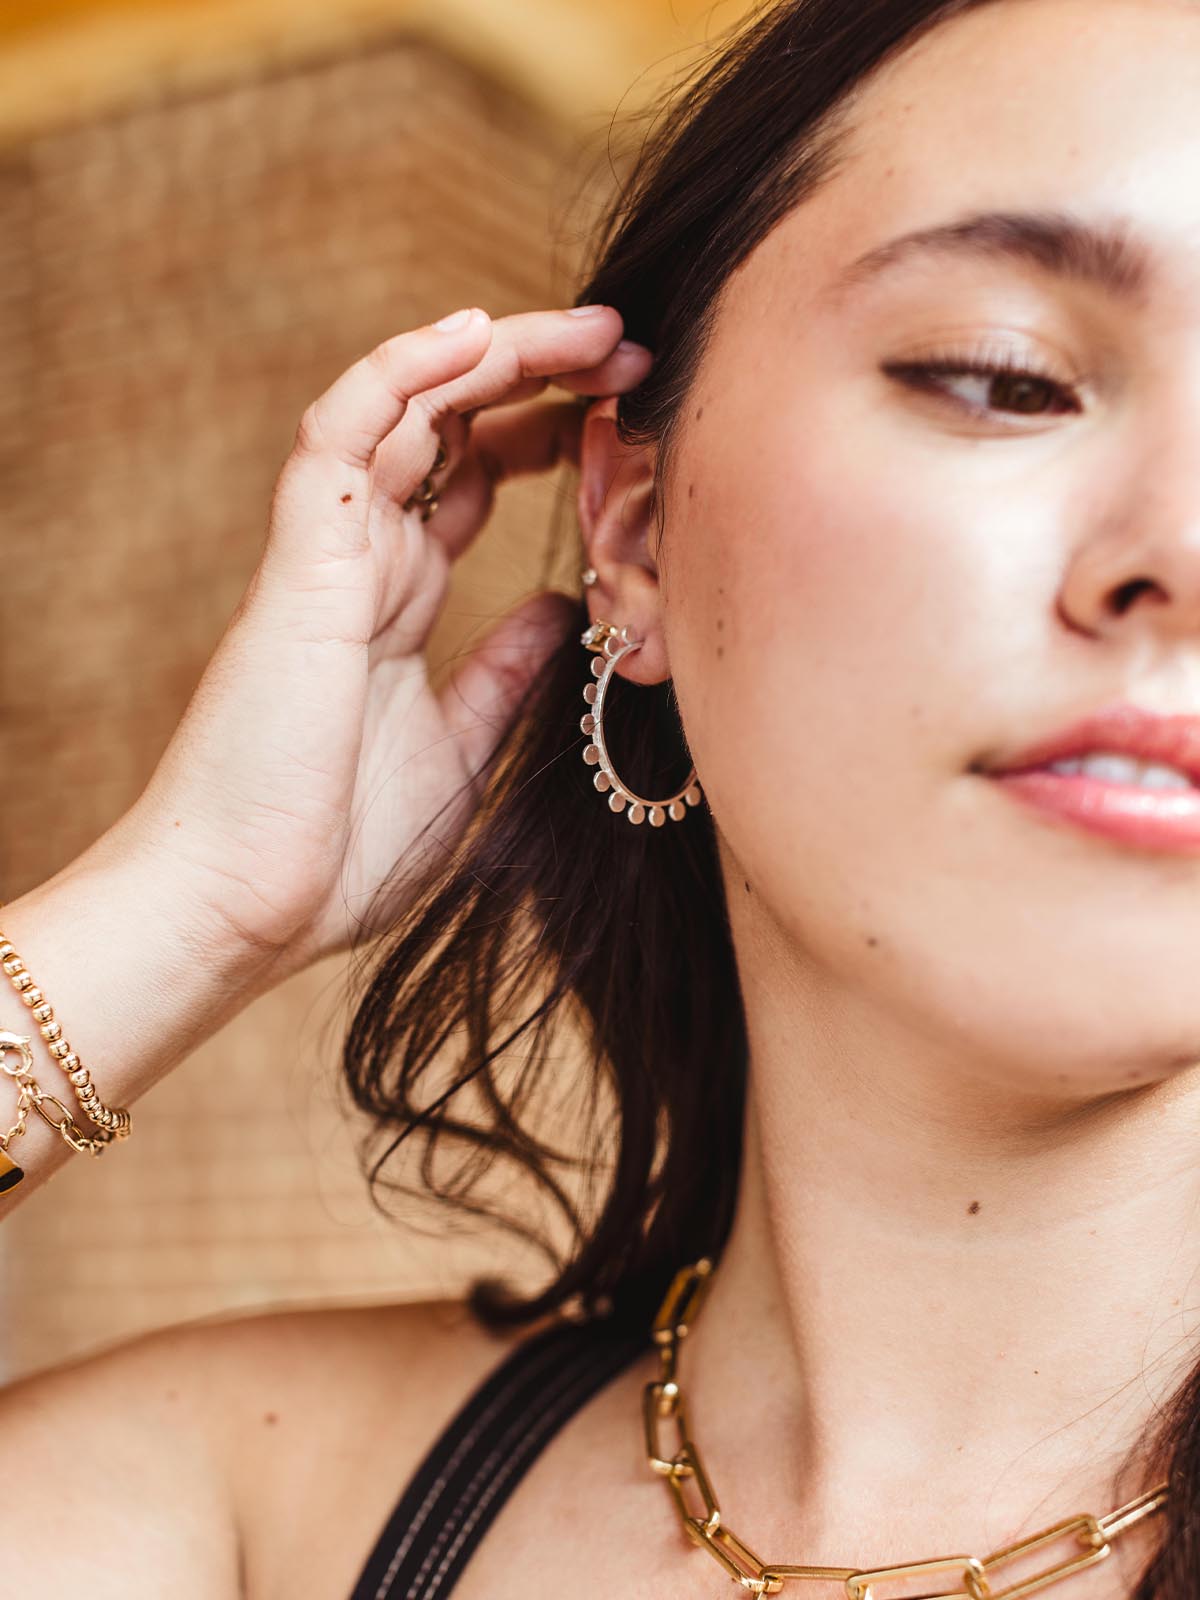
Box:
[675,511,918,858]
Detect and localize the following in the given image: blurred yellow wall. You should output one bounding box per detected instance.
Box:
[0,0,764,146]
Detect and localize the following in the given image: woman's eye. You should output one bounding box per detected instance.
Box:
[882,357,1084,423]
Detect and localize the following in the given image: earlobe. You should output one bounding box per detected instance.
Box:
[576,398,667,681]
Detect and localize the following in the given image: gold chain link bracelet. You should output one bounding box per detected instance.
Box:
[0,906,131,1192]
[645,1259,1169,1598]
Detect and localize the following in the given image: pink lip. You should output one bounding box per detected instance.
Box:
[980,702,1200,853]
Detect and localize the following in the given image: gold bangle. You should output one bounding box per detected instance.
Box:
[0,906,131,1148]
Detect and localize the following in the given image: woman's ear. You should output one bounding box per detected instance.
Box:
[576,396,669,684]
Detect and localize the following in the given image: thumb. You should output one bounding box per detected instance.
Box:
[438,588,580,776]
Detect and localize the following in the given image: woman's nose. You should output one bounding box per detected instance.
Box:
[1056,395,1200,647]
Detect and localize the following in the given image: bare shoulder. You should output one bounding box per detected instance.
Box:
[0,1312,245,1599]
[0,1293,541,1600]
[0,1286,545,1600]
[196,1294,539,1600]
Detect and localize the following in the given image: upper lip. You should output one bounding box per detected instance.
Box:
[980,702,1200,785]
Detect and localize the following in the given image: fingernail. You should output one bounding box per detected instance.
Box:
[567,304,609,316]
[435,307,475,331]
[617,338,649,354]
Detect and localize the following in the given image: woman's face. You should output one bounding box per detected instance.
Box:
[662,0,1200,1099]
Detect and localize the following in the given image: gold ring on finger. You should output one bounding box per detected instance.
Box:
[404,477,437,515]
[403,442,450,514]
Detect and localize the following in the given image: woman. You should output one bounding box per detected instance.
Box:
[3,0,1198,1593]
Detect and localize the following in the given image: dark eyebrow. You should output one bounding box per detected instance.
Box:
[827,209,1155,306]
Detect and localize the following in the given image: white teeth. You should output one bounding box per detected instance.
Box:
[1046,753,1194,790]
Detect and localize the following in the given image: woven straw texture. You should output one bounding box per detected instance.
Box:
[0,35,609,1379]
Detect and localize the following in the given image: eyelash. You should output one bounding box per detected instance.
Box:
[882,346,1085,423]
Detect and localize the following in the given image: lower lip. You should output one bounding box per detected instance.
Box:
[986,768,1200,852]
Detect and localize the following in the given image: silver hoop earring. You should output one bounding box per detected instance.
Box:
[579,620,702,826]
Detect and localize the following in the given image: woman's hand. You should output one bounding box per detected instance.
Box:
[120,305,653,981]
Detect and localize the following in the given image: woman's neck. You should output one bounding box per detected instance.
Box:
[679,925,1198,1585]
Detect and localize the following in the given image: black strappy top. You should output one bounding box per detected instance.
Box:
[348,1311,654,1600]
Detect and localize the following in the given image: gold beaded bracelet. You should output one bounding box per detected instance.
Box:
[0,906,131,1194]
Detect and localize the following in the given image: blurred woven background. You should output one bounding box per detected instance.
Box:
[0,0,756,1382]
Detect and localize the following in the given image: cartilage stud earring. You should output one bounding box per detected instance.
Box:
[579,620,702,826]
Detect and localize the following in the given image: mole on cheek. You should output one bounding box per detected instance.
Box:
[263,1411,279,1425]
[340,493,353,504]
[967,1201,981,1215]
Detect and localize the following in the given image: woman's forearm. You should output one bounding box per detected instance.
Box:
[0,819,272,1211]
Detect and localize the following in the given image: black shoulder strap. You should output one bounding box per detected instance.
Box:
[348,1312,652,1600]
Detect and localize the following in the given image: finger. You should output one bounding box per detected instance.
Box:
[290,308,493,472]
[376,318,652,524]
[369,314,651,509]
[372,407,472,507]
[545,340,655,395]
[438,339,654,411]
[428,331,654,414]
[415,399,586,560]
[438,588,581,786]
[263,313,491,592]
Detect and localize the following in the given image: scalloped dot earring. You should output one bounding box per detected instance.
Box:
[579,618,703,826]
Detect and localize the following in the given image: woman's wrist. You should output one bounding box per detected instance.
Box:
[0,816,282,1202]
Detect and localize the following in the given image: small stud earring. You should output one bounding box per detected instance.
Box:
[579,620,702,826]
[581,567,598,587]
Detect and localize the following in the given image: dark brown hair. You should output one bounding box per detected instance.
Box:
[342,3,1197,1588]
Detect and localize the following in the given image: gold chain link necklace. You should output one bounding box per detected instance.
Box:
[643,1259,1169,1598]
